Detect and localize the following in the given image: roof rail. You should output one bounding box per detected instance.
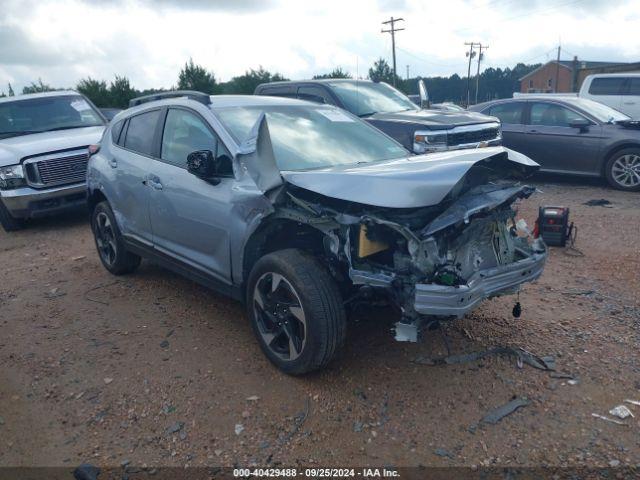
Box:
[129,90,211,108]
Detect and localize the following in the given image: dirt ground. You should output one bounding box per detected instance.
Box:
[0,175,639,472]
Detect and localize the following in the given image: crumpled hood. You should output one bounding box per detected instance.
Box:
[367,108,498,129]
[0,126,104,166]
[281,147,539,209]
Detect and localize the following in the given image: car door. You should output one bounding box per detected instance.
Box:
[147,107,235,284]
[524,101,603,174]
[110,109,162,244]
[485,102,527,153]
[621,78,640,119]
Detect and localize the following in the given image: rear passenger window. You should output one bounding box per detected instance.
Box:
[488,103,524,124]
[111,120,125,144]
[530,103,586,127]
[588,78,626,95]
[124,110,161,156]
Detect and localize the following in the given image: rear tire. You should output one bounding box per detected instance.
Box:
[246,249,346,375]
[605,148,640,191]
[91,201,141,275]
[0,201,25,232]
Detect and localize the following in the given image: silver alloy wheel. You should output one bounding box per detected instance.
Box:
[95,212,117,266]
[611,153,640,188]
[253,272,307,361]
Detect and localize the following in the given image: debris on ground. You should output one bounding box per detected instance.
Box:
[235,423,244,435]
[103,377,113,385]
[583,199,611,207]
[73,463,101,480]
[72,255,86,261]
[609,405,634,419]
[624,399,640,407]
[413,346,555,371]
[45,287,66,299]
[353,421,364,433]
[434,448,454,458]
[166,421,185,435]
[591,413,628,426]
[246,395,260,402]
[481,398,530,425]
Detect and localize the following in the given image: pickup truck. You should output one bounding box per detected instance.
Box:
[254,79,502,154]
[0,91,106,231]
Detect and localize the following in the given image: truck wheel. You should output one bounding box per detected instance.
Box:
[91,201,141,275]
[0,201,25,232]
[246,249,346,375]
[605,148,640,191]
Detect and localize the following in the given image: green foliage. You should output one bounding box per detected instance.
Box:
[221,66,288,94]
[77,77,110,107]
[177,58,221,94]
[108,75,137,109]
[313,67,351,79]
[8,83,15,96]
[396,63,542,104]
[368,58,400,85]
[22,79,55,94]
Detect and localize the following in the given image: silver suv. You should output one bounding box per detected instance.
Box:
[88,91,547,374]
[0,91,106,231]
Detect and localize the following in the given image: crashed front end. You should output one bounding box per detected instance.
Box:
[274,148,547,341]
[237,119,548,342]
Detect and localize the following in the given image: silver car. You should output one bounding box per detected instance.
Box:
[87,91,547,374]
[0,91,106,231]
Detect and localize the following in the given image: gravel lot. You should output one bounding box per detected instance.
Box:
[0,176,639,471]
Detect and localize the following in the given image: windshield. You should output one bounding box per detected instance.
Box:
[567,98,629,123]
[328,81,418,116]
[0,95,105,139]
[215,105,408,171]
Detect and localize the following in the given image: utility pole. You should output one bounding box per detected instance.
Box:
[465,42,478,107]
[381,17,404,86]
[554,44,561,92]
[406,65,410,81]
[475,44,488,104]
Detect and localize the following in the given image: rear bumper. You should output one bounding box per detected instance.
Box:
[0,183,86,219]
[413,251,547,318]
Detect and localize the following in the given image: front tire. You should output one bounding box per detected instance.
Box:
[246,249,346,375]
[91,201,141,275]
[605,148,640,191]
[0,201,25,232]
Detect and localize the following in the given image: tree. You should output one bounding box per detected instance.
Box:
[368,58,397,84]
[77,77,110,107]
[109,75,136,109]
[7,83,14,96]
[222,66,288,94]
[313,67,351,79]
[177,58,220,94]
[22,79,55,94]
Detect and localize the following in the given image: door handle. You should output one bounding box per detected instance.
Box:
[108,158,117,168]
[528,129,539,133]
[147,177,163,190]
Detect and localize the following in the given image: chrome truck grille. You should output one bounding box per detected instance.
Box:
[447,125,500,147]
[24,151,89,188]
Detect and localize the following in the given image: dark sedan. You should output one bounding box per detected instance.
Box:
[469,96,640,191]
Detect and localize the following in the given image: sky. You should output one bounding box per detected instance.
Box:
[0,0,638,93]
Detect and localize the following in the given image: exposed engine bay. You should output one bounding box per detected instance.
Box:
[256,149,548,342]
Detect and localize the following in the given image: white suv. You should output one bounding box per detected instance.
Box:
[580,73,640,119]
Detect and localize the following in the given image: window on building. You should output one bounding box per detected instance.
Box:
[529,80,533,88]
[548,78,553,88]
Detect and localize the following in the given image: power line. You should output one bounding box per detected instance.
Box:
[381,16,404,86]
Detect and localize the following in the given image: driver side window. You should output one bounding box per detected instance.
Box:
[161,109,231,173]
[530,103,587,127]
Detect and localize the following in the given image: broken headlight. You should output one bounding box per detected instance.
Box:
[0,164,26,189]
[413,130,447,154]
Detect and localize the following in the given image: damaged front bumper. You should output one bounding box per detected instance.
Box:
[414,250,546,318]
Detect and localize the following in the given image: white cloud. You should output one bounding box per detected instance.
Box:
[0,0,638,93]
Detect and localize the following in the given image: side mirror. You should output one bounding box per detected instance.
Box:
[418,79,430,109]
[569,118,590,132]
[187,150,218,178]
